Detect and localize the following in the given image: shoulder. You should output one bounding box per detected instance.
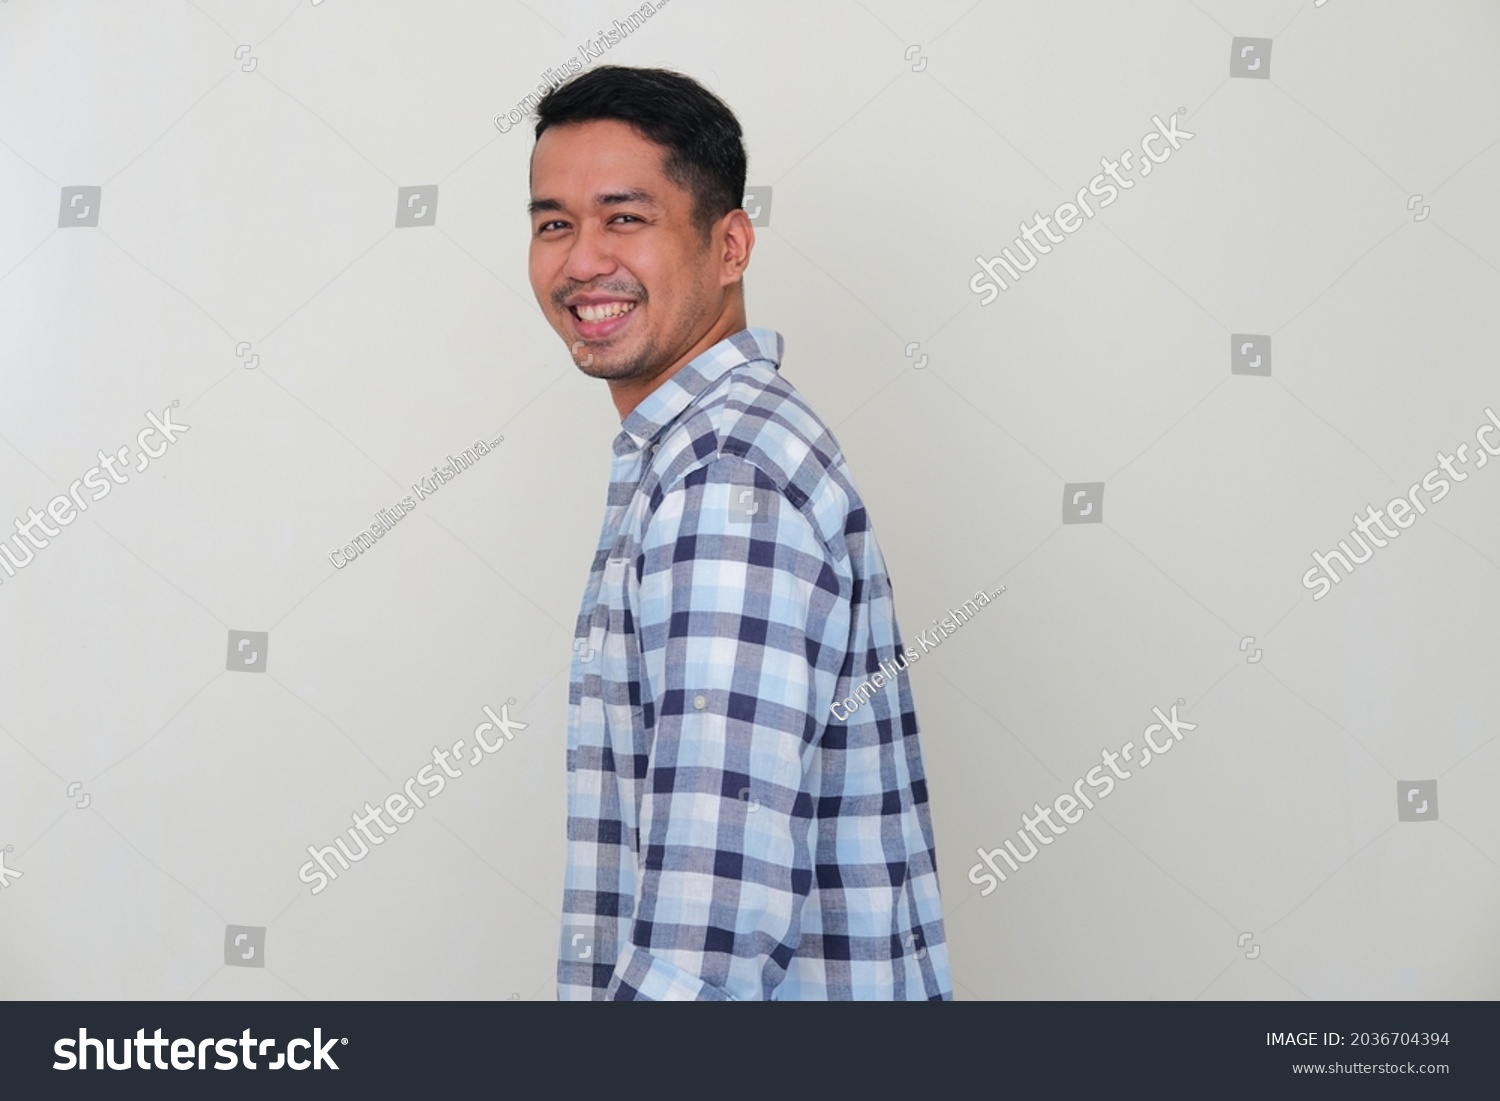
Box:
[648,365,864,565]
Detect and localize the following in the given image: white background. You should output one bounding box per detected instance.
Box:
[1,0,1497,1000]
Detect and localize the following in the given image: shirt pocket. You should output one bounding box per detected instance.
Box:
[598,554,640,671]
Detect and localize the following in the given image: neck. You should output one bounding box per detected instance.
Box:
[608,302,747,421]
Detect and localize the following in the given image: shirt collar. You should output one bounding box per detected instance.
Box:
[616,327,784,454]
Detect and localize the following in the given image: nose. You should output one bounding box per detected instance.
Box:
[561,220,618,286]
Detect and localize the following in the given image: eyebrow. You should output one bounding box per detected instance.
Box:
[528,188,660,216]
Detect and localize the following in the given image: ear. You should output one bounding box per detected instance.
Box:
[716,208,755,288]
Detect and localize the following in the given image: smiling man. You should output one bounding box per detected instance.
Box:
[528,65,952,1001]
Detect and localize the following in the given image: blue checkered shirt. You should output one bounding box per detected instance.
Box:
[558,327,952,1000]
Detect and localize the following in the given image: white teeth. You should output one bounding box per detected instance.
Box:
[575,301,636,322]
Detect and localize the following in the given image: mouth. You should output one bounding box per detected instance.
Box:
[567,299,639,341]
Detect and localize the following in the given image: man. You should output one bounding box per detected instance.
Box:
[528,65,952,1000]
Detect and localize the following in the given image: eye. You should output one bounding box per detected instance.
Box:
[536,220,568,234]
[611,214,643,224]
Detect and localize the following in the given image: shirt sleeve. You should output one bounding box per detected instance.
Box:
[605,454,850,1000]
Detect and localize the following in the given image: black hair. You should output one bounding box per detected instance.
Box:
[534,66,746,244]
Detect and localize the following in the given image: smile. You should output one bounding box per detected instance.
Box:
[570,301,637,322]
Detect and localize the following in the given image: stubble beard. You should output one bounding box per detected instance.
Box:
[569,288,714,384]
[572,330,665,382]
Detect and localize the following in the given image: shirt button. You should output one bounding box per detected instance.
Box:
[693,694,707,710]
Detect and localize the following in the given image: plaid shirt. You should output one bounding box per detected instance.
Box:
[558,327,952,1000]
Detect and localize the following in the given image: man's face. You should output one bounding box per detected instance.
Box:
[529,119,727,384]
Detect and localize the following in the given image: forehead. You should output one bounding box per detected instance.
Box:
[529,119,683,206]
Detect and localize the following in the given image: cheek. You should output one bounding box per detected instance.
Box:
[626,256,683,312]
